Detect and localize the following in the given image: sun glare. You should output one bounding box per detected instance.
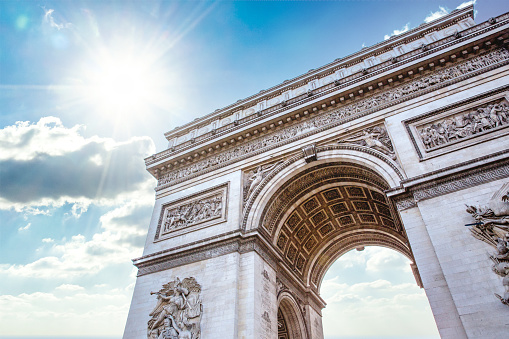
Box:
[71,42,171,123]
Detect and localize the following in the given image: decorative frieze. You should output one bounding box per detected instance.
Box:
[405,85,509,159]
[154,183,228,241]
[156,48,509,190]
[147,277,203,339]
[466,183,509,306]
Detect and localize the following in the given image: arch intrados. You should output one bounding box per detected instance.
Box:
[243,146,405,233]
[309,230,413,291]
[270,180,389,247]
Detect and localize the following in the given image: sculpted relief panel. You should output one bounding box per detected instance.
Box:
[155,48,509,190]
[338,125,396,160]
[405,86,509,159]
[148,277,203,339]
[155,183,228,241]
[466,183,509,306]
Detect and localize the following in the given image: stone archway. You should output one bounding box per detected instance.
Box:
[277,292,308,339]
[257,159,420,337]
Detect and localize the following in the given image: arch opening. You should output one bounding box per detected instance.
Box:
[319,246,439,338]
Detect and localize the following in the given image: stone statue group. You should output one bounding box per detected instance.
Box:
[148,277,203,339]
[420,101,509,150]
[466,183,509,305]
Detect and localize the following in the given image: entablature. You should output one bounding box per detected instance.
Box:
[148,7,509,166]
[146,12,509,188]
[148,31,509,191]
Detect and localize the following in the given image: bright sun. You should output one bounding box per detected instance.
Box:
[76,44,170,121]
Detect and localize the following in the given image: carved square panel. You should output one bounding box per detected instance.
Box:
[381,217,395,229]
[155,183,229,242]
[311,210,327,226]
[403,88,509,160]
[370,190,386,203]
[338,214,355,226]
[286,212,301,231]
[296,254,306,272]
[322,188,342,201]
[375,203,391,216]
[346,186,366,198]
[303,197,319,214]
[286,243,298,263]
[318,222,334,237]
[360,214,377,223]
[330,202,348,215]
[352,201,371,211]
[295,225,310,242]
[304,236,318,253]
[277,233,288,250]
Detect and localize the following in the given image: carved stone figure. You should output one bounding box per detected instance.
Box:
[339,126,396,160]
[420,99,509,150]
[147,277,203,339]
[243,161,284,202]
[466,183,509,306]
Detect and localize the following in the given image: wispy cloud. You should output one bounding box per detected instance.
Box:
[424,6,449,23]
[457,0,476,10]
[43,8,72,30]
[384,23,410,40]
[18,223,31,231]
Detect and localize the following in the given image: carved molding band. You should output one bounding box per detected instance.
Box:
[137,235,278,277]
[155,48,509,191]
[395,156,509,211]
[154,183,229,241]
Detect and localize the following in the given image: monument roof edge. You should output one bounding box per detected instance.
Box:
[162,5,474,139]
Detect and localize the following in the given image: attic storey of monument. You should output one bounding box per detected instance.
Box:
[124,5,509,339]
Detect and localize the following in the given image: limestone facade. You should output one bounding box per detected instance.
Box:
[124,6,509,338]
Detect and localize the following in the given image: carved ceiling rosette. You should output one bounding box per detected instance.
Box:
[466,183,509,306]
[147,277,203,339]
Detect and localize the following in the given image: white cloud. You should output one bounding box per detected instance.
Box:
[384,23,410,40]
[424,6,449,23]
[55,284,84,291]
[43,8,72,30]
[18,223,31,231]
[42,238,54,243]
[0,288,131,336]
[1,199,151,279]
[0,117,156,212]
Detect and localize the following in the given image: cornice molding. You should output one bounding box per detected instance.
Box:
[153,47,509,190]
[135,233,279,276]
[161,6,476,141]
[393,151,509,210]
[146,10,508,164]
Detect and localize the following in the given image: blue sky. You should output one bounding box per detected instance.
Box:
[1,0,508,337]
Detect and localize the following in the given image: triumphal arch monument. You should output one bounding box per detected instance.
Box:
[124,6,509,338]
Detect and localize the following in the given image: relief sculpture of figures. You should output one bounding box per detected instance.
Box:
[162,194,222,233]
[420,101,509,150]
[466,183,509,306]
[243,160,284,203]
[147,277,203,339]
[339,126,396,160]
